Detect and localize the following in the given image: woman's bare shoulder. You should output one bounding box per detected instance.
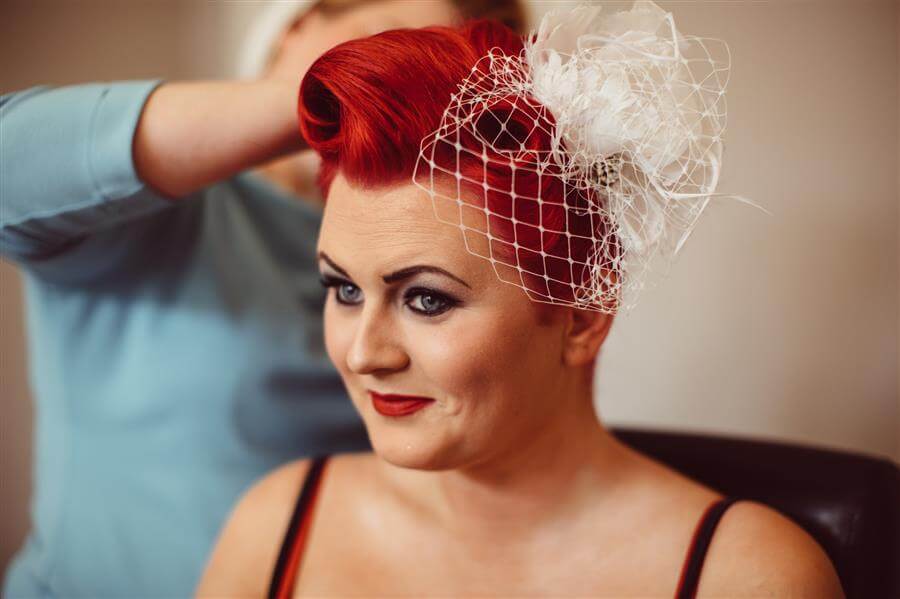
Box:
[194,458,314,597]
[696,500,845,598]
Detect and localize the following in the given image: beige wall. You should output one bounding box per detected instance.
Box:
[1,0,897,580]
[591,0,900,459]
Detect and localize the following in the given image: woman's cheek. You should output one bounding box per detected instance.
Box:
[441,307,545,406]
[417,315,503,406]
[323,305,351,378]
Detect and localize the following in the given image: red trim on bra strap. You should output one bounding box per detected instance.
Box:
[273,459,329,599]
[674,496,740,599]
[270,462,734,598]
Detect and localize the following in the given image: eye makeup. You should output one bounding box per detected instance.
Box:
[318,251,471,289]
[317,273,460,317]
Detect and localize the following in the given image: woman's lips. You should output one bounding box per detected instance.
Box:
[369,391,435,417]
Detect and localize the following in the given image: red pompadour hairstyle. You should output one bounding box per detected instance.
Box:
[298,20,619,310]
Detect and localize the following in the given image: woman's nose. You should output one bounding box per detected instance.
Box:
[345,305,409,375]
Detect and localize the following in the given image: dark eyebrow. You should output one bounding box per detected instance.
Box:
[318,251,471,289]
[318,252,350,278]
[382,265,471,289]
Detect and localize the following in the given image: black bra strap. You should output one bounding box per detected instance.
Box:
[675,496,741,599]
[267,455,329,599]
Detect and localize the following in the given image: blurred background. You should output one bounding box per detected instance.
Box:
[1,0,897,580]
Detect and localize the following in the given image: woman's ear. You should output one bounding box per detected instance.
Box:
[561,307,614,368]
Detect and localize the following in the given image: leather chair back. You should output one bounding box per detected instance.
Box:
[612,428,900,599]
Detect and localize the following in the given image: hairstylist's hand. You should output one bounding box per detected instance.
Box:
[245,7,410,204]
[263,6,411,85]
[134,78,305,199]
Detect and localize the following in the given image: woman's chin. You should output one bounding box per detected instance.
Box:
[369,435,456,471]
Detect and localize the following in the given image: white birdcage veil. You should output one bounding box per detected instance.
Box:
[413,0,762,314]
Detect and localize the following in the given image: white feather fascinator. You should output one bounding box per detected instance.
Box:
[414,1,757,314]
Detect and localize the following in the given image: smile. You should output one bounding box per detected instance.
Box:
[369,391,435,417]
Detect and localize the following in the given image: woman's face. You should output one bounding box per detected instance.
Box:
[317,173,575,470]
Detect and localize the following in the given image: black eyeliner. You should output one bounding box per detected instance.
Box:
[404,287,460,316]
[318,273,349,287]
[318,274,460,316]
[404,286,459,304]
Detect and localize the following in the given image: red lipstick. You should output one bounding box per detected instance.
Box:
[369,391,434,417]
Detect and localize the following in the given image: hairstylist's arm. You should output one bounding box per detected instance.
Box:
[134,79,304,199]
[1,82,172,264]
[1,78,302,273]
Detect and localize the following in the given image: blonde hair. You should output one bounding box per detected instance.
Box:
[313,0,526,33]
[235,0,527,79]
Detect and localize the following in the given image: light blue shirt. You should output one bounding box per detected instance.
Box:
[1,81,369,598]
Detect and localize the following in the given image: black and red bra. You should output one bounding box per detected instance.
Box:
[268,455,739,599]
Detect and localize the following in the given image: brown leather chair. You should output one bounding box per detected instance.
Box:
[612,427,900,599]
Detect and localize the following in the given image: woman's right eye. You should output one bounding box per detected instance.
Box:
[319,275,363,306]
[335,283,362,305]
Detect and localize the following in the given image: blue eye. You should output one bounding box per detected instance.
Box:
[318,275,458,317]
[336,283,362,305]
[405,288,457,317]
[319,275,363,306]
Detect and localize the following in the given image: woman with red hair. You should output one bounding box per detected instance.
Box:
[197,9,843,598]
[2,2,526,597]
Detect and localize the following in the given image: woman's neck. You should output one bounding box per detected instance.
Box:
[376,386,632,548]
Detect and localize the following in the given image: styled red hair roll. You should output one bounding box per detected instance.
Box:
[298,20,618,309]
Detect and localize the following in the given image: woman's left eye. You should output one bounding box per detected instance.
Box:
[405,289,456,317]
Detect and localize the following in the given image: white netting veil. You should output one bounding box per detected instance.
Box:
[413,0,756,314]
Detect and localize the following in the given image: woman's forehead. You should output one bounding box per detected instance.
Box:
[318,174,488,281]
[322,174,436,229]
